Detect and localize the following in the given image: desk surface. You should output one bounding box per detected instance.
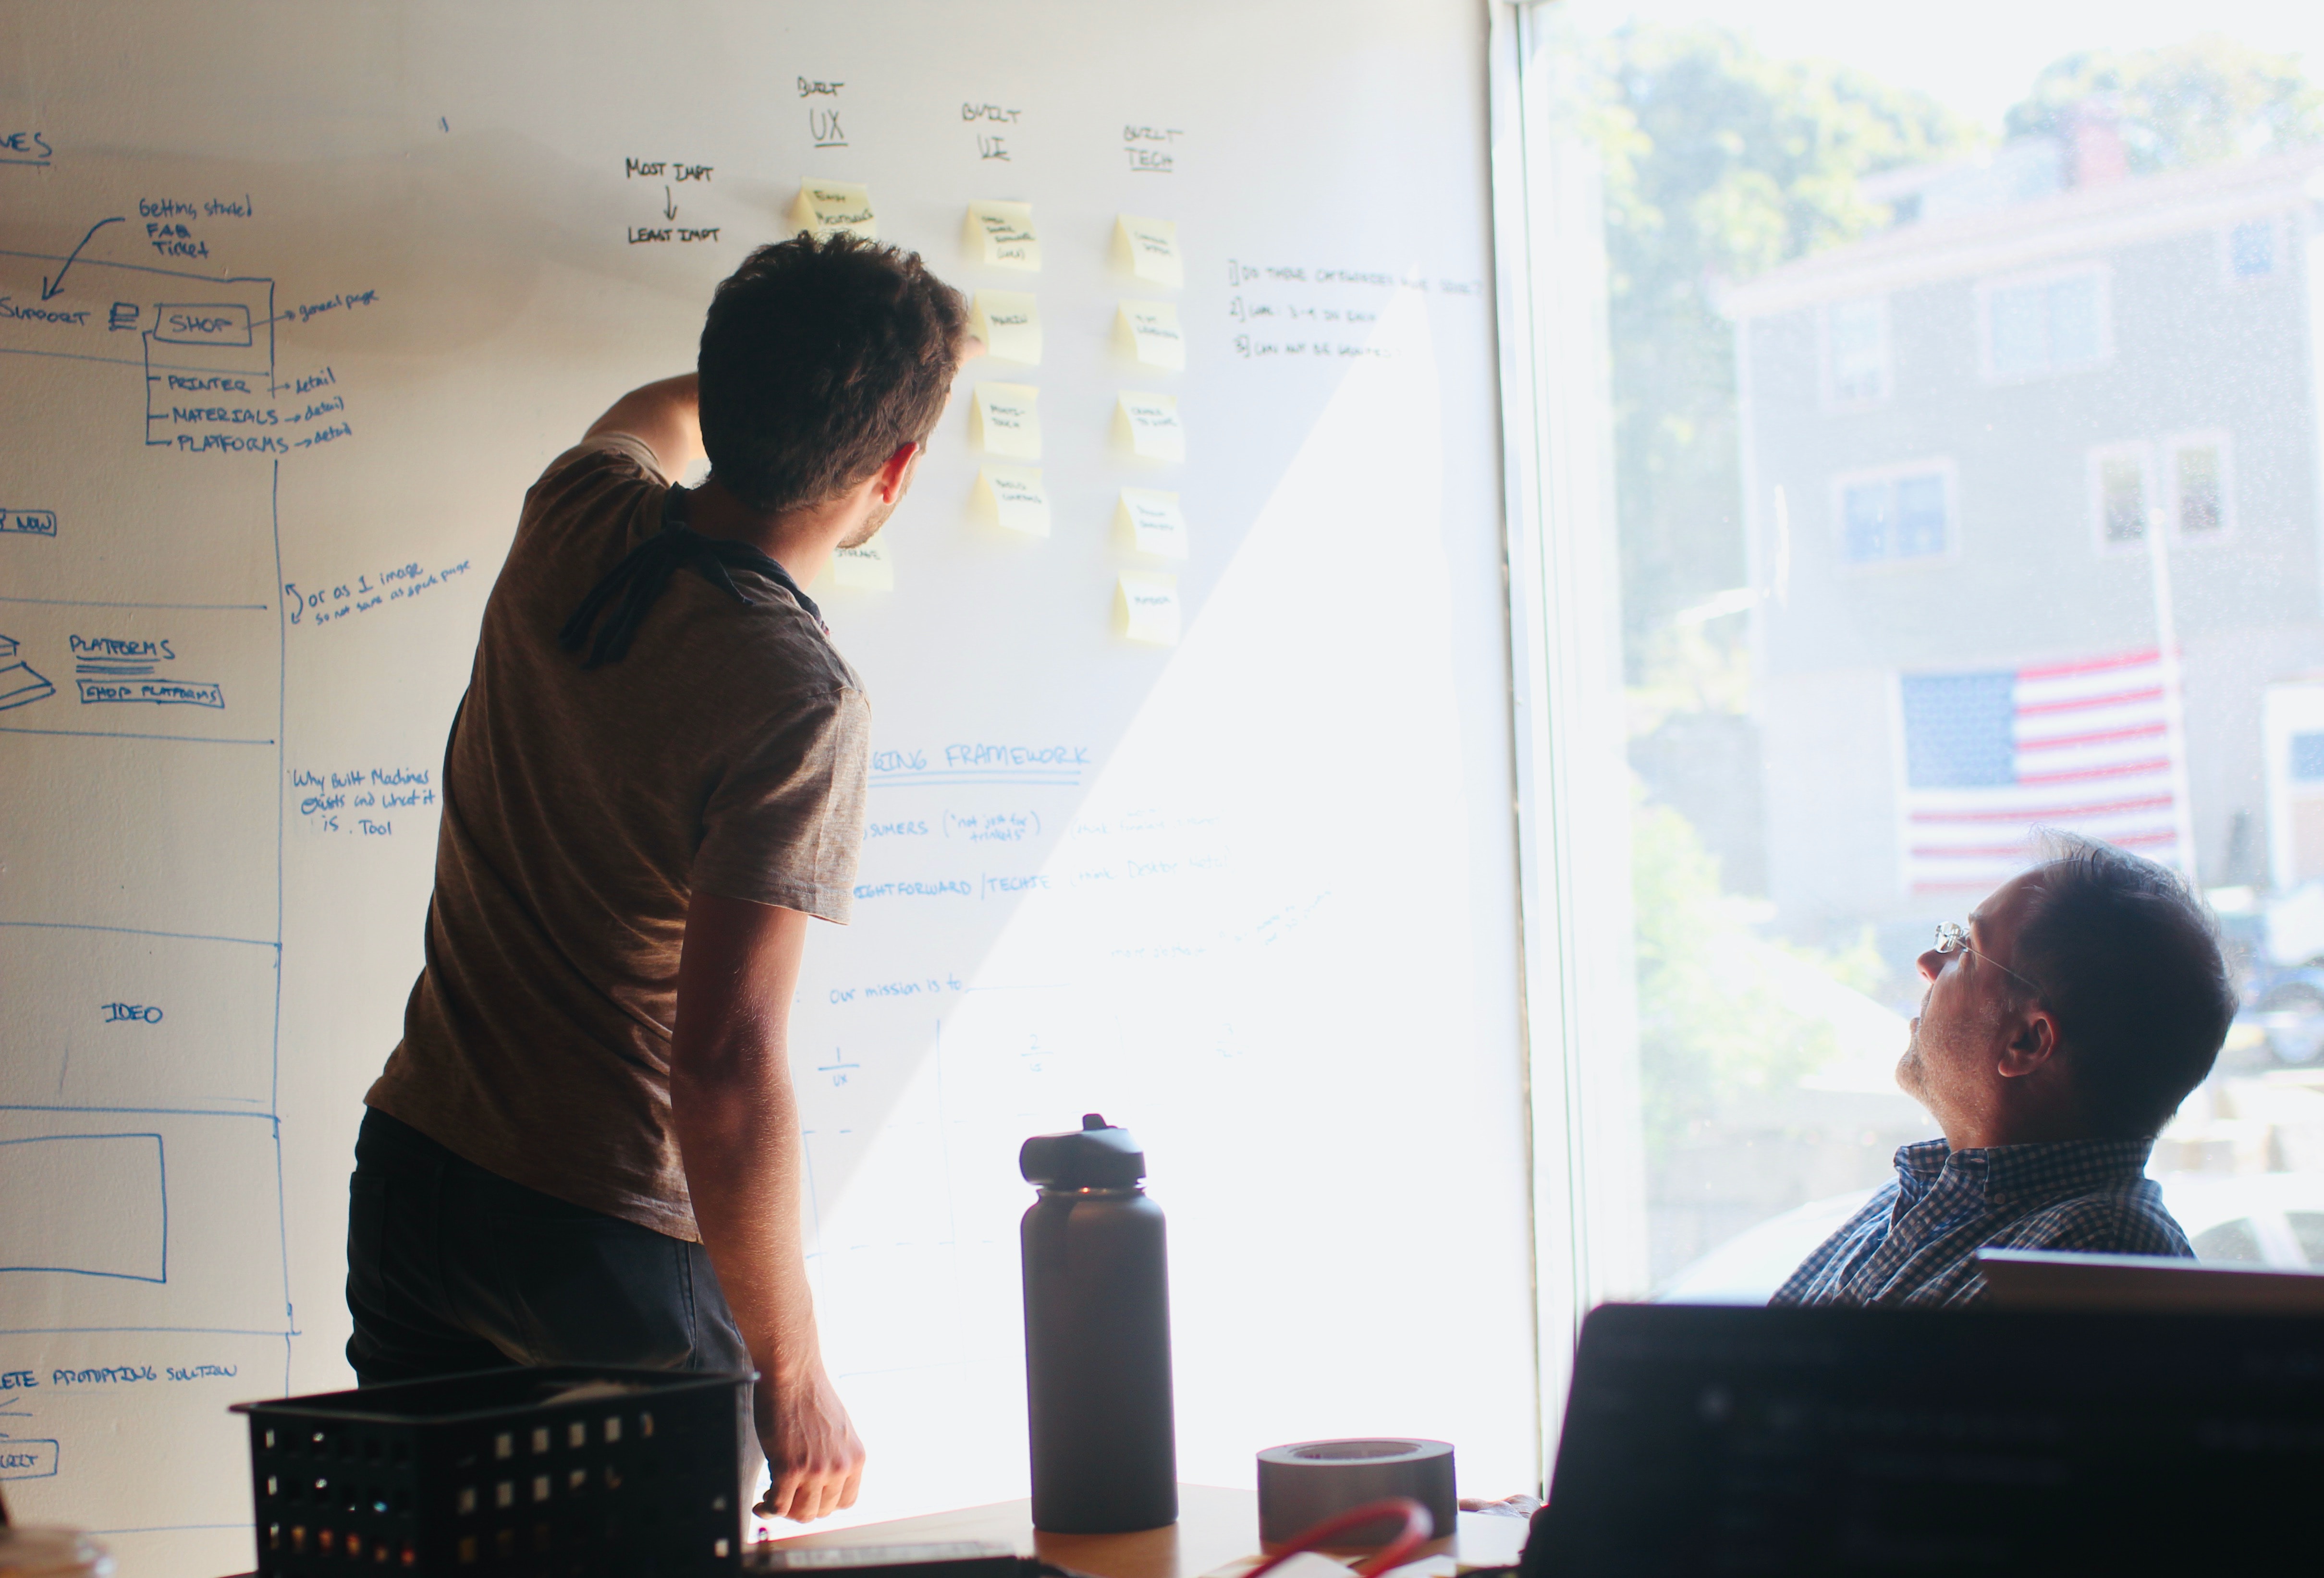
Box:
[758,1486,1529,1578]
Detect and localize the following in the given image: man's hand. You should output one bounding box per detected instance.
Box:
[756,1357,866,1522]
[670,891,866,1522]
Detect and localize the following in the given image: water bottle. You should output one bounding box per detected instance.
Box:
[1019,1113,1178,1533]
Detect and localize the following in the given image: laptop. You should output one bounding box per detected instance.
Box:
[1523,1301,2324,1573]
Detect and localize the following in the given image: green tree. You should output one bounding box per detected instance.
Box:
[1587,25,1973,682]
[2006,34,2324,172]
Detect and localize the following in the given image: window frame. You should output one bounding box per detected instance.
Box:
[1975,260,2115,384]
[1819,293,1893,413]
[2220,213,2286,286]
[1829,456,1961,571]
[2087,439,2158,556]
[2164,428,2236,543]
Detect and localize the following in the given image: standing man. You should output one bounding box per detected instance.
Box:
[349,235,972,1522]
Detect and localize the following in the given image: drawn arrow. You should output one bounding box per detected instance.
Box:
[41,216,125,301]
[662,185,678,221]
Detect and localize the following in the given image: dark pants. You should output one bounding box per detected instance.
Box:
[345,1107,750,1387]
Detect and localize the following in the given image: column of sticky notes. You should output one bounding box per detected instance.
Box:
[791,183,1188,635]
[1112,215,1185,645]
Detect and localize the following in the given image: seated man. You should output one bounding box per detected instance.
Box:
[1773,834,2236,1307]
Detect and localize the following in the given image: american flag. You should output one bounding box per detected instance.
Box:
[1900,647,2186,893]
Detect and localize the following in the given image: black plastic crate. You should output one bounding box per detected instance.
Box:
[232,1365,752,1578]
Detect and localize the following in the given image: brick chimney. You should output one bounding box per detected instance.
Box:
[2067,99,2129,188]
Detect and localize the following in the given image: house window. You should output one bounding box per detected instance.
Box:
[2094,448,2149,546]
[2293,731,2324,784]
[1984,267,2107,379]
[1823,296,1889,407]
[2170,436,2229,536]
[1839,466,1949,564]
[2228,218,2278,280]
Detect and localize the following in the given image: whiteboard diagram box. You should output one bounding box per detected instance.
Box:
[963,201,1040,271]
[0,1134,165,1282]
[151,304,252,347]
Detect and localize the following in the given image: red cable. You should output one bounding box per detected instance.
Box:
[1240,1497,1435,1578]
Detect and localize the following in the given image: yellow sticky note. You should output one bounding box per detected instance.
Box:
[830,536,893,590]
[1115,215,1183,289]
[973,383,1042,459]
[1115,392,1184,462]
[974,465,1050,537]
[1116,302,1186,370]
[791,181,877,240]
[1117,572,1182,645]
[964,200,1040,271]
[972,291,1042,365]
[1116,488,1187,559]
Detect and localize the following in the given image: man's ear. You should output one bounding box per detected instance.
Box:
[1997,1006,2060,1079]
[874,442,919,502]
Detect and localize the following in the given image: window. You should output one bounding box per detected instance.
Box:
[2090,444,2152,547]
[1506,5,2324,1391]
[2292,733,2324,784]
[2227,217,2278,280]
[2168,434,2230,537]
[1823,296,1889,407]
[1837,465,1950,564]
[1982,266,2108,379]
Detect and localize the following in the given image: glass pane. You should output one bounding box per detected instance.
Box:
[2290,1211,2324,1264]
[2176,444,2224,534]
[2101,454,2148,543]
[2231,219,2277,278]
[1895,473,1947,556]
[2048,273,2104,365]
[1988,283,2048,376]
[1538,6,2324,1304]
[1828,298,1887,403]
[1842,480,1892,562]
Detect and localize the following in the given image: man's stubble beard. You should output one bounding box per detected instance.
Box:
[838,503,892,552]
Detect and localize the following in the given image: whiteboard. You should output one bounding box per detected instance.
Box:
[0,4,1532,1571]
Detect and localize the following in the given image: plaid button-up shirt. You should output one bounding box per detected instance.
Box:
[1770,1136,2191,1308]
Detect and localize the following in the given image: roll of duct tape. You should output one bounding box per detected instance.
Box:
[1256,1439,1457,1549]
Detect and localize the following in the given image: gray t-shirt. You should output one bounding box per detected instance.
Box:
[367,435,869,1239]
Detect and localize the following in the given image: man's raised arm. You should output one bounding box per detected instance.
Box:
[670,890,866,1522]
[586,373,706,478]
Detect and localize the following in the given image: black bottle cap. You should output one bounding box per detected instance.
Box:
[1020,1113,1147,1187]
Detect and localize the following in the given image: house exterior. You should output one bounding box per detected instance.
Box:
[1721,140,2324,941]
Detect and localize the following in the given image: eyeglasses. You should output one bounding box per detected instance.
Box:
[1933,921,2044,997]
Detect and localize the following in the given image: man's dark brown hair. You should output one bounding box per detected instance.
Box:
[697,233,969,516]
[2015,832,2238,1137]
